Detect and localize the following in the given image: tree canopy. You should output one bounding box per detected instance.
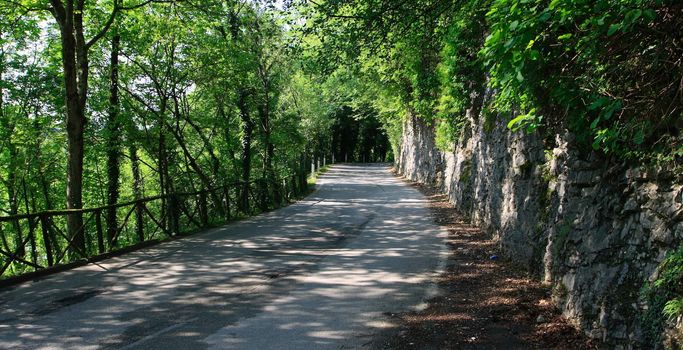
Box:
[0,0,679,285]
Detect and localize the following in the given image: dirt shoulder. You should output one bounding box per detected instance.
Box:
[377,179,599,349]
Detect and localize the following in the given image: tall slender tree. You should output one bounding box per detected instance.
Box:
[105,30,121,246]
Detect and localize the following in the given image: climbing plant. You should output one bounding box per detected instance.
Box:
[482,0,682,158]
[641,245,683,346]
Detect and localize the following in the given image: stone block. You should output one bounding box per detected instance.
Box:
[622,198,639,214]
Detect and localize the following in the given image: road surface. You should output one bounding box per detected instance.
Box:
[0,164,448,350]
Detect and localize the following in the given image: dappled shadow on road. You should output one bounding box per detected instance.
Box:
[0,164,447,350]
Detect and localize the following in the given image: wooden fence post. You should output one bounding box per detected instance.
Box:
[199,190,209,227]
[95,209,105,254]
[39,215,54,267]
[135,201,144,243]
[299,153,306,191]
[273,178,282,207]
[240,182,249,214]
[27,216,38,268]
[169,194,180,235]
[259,179,268,212]
[224,185,231,221]
[282,178,287,203]
[12,218,25,259]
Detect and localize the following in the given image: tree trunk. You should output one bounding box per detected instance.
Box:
[129,143,145,242]
[0,46,24,257]
[105,33,121,247]
[258,103,277,205]
[216,97,238,177]
[257,60,278,206]
[161,114,177,234]
[237,91,253,211]
[52,0,88,257]
[7,143,23,257]
[159,128,169,230]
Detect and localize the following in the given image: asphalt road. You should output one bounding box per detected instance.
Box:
[0,164,448,350]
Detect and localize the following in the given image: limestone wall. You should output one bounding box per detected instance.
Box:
[396,95,683,348]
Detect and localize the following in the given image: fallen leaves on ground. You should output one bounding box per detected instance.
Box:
[381,179,599,350]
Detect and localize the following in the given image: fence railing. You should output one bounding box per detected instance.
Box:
[0,174,308,281]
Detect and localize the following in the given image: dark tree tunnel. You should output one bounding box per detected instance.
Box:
[330,106,390,163]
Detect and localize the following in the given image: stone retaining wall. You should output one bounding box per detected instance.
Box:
[396,94,683,348]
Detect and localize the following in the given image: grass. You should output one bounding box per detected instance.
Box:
[307,165,331,187]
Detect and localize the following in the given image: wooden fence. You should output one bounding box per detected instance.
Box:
[0,174,308,281]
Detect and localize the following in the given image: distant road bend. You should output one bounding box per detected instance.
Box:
[0,164,448,350]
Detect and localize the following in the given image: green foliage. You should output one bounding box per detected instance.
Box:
[435,118,460,152]
[641,245,683,346]
[0,0,364,278]
[303,0,681,164]
[436,1,488,123]
[299,0,493,154]
[663,297,683,321]
[481,0,682,159]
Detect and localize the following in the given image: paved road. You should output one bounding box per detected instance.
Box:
[0,164,447,350]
